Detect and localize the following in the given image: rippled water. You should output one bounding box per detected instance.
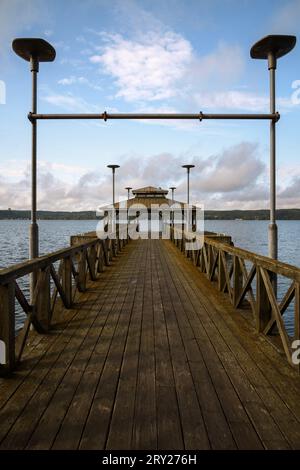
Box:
[0,220,97,332]
[0,219,299,334]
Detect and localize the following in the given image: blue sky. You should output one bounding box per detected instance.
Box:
[0,0,299,210]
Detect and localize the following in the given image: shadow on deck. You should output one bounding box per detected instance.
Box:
[1,239,300,450]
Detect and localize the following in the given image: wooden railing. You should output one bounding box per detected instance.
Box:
[170,227,300,370]
[0,231,129,376]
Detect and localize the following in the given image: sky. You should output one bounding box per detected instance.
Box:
[0,0,299,211]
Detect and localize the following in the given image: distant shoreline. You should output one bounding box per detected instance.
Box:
[1,209,300,220]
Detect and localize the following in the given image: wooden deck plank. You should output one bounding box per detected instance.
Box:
[0,239,300,450]
[152,247,184,450]
[0,296,95,448]
[27,259,133,449]
[131,243,157,450]
[163,240,300,449]
[155,245,210,450]
[158,243,257,450]
[0,250,131,449]
[0,253,131,449]
[79,248,143,450]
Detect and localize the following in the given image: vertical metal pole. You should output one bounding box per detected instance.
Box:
[112,168,115,206]
[268,52,278,261]
[171,188,174,230]
[187,168,190,205]
[127,188,130,240]
[186,168,190,232]
[112,168,117,247]
[30,56,39,301]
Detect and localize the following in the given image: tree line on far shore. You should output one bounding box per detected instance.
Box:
[1,209,300,220]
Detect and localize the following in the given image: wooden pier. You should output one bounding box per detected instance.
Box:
[1,232,300,450]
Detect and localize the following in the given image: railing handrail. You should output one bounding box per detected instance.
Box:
[0,239,98,283]
[0,229,129,376]
[172,226,300,281]
[0,228,128,284]
[170,225,300,370]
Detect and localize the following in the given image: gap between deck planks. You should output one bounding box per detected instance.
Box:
[0,239,300,450]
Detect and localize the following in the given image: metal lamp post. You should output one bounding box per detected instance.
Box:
[107,164,120,240]
[12,38,56,299]
[250,35,296,260]
[125,186,132,236]
[182,165,195,205]
[169,186,176,231]
[107,164,120,206]
[182,165,195,232]
[169,186,176,203]
[125,186,132,200]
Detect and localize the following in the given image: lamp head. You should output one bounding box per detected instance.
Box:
[12,38,56,62]
[107,164,120,171]
[182,164,195,170]
[250,35,296,69]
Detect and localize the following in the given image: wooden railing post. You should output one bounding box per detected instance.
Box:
[199,248,204,272]
[294,282,300,372]
[35,267,51,331]
[218,250,226,291]
[78,250,87,292]
[87,245,97,281]
[256,266,272,332]
[233,255,243,307]
[102,239,109,267]
[207,245,212,273]
[109,239,114,261]
[62,256,72,308]
[0,282,15,376]
[295,282,300,341]
[96,242,104,273]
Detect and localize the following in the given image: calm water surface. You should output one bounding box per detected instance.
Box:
[0,219,299,333]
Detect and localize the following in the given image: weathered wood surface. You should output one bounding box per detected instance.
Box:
[171,227,300,368]
[1,239,300,450]
[0,232,128,376]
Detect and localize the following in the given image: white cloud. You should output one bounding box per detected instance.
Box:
[279,176,300,200]
[90,31,193,102]
[0,143,275,211]
[1,143,299,211]
[196,142,265,193]
[58,77,81,86]
[86,28,298,113]
[42,93,101,113]
[193,91,298,113]
[194,91,269,112]
[88,29,246,106]
[188,42,244,89]
[58,75,102,91]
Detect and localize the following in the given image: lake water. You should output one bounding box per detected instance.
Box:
[0,219,299,334]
